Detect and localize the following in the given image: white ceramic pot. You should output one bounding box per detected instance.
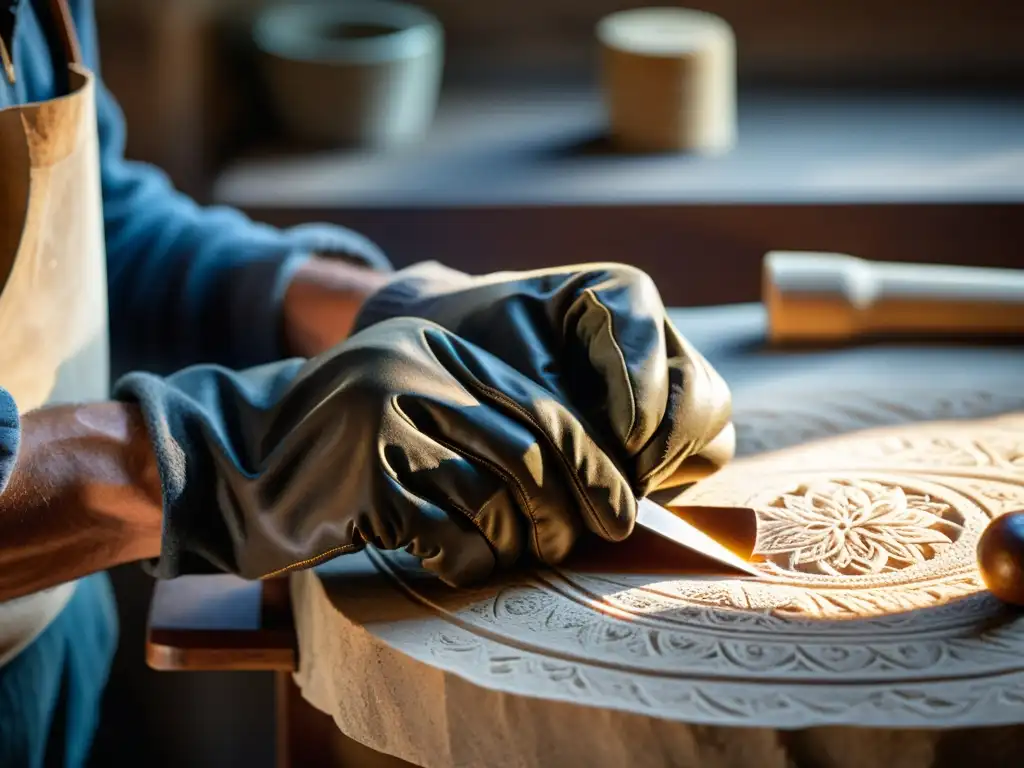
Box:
[255,1,444,148]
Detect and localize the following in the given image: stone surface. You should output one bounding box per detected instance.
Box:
[291,305,1024,768]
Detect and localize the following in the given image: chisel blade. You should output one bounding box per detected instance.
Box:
[635,497,761,577]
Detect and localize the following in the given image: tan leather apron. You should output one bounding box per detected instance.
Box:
[0,0,111,666]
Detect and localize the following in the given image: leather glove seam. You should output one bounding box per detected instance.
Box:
[634,353,721,491]
[578,287,639,449]
[257,542,363,580]
[460,375,616,542]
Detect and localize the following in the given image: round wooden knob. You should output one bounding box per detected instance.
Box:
[596,7,736,154]
[977,511,1024,606]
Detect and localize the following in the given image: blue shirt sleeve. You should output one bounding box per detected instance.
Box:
[72,0,391,376]
[0,389,19,495]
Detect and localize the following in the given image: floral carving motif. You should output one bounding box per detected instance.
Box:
[755,480,961,576]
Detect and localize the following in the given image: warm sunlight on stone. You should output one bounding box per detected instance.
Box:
[755,480,962,576]
[293,387,1024,753]
[659,406,1024,620]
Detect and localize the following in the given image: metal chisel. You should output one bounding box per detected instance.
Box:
[635,497,761,577]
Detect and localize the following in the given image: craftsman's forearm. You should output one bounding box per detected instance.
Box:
[282,255,391,357]
[0,403,163,602]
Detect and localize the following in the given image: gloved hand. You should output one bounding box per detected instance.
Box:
[354,262,734,495]
[115,318,636,586]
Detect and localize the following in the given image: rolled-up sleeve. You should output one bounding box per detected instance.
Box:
[73,0,390,376]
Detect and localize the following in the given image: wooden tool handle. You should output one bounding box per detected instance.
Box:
[764,251,1024,343]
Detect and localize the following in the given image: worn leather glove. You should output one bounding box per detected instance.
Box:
[354,262,734,495]
[115,318,635,586]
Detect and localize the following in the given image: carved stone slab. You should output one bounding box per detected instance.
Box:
[291,306,1024,768]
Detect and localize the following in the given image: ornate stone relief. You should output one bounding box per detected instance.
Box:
[299,388,1024,732]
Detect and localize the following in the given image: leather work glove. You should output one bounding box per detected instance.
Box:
[115,318,636,587]
[354,262,734,496]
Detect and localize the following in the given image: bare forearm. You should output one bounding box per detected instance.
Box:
[0,403,163,602]
[282,256,390,357]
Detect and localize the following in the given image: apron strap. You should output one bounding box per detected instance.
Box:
[47,0,82,68]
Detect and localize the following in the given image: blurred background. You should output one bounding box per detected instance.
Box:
[90,0,1023,765]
